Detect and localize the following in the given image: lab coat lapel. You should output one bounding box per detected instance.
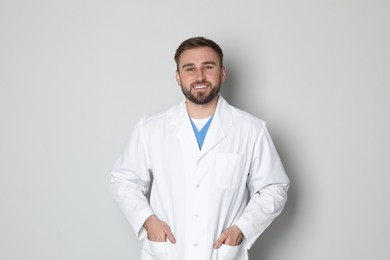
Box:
[199,96,234,160]
[173,96,234,170]
[174,101,200,172]
[198,117,225,160]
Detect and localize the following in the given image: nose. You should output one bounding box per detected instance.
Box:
[196,68,206,81]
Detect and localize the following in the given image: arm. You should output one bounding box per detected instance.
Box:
[234,183,289,249]
[214,184,288,249]
[110,119,154,239]
[233,122,290,249]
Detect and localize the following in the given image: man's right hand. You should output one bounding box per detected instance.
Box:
[143,215,176,244]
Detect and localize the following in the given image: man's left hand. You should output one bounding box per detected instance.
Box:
[213,225,244,249]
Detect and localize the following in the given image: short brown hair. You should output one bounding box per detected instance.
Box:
[174,37,224,70]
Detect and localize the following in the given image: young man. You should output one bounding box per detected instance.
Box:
[111,37,290,260]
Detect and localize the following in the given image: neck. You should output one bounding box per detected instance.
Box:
[186,95,219,119]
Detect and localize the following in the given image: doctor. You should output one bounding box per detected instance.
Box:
[111,37,290,260]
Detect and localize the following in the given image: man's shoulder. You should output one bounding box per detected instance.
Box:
[228,103,266,130]
[137,102,182,128]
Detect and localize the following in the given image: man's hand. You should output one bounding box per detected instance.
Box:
[214,225,244,249]
[143,215,176,244]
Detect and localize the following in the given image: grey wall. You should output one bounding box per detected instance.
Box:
[1,0,389,259]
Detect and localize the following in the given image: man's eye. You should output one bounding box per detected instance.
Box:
[186,67,195,72]
[205,65,213,70]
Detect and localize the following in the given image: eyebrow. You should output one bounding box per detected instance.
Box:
[181,61,217,69]
[203,61,217,66]
[181,63,195,69]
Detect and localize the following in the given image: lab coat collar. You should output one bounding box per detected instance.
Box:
[173,95,234,166]
[171,95,234,127]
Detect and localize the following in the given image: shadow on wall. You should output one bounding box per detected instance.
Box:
[219,71,234,104]
[222,60,298,259]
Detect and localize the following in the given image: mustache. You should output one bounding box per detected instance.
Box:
[191,81,212,86]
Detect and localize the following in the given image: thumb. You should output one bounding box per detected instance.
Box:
[214,231,228,249]
[164,225,176,244]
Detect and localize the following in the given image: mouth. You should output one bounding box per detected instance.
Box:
[192,83,211,90]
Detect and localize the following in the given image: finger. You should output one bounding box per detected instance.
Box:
[224,235,239,246]
[164,225,176,244]
[147,231,166,242]
[214,232,228,249]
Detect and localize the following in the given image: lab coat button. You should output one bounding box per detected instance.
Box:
[195,214,199,217]
[196,184,200,188]
[194,243,198,247]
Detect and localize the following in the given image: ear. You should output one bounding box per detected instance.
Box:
[220,66,227,83]
[176,70,181,86]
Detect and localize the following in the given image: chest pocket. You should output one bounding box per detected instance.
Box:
[215,153,244,189]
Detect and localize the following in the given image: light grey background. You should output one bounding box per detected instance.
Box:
[1,0,389,259]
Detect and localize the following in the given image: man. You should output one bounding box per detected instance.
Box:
[111,37,290,260]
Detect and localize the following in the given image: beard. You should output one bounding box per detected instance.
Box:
[180,80,221,105]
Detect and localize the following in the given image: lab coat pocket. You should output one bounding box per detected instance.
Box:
[215,153,244,189]
[217,244,242,259]
[141,238,169,260]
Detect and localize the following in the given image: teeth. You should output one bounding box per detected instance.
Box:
[194,85,207,89]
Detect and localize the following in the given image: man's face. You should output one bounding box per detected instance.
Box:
[176,47,226,105]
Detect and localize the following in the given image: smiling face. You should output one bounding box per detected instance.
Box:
[176,47,226,105]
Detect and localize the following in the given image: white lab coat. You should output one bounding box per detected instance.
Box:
[111,96,290,260]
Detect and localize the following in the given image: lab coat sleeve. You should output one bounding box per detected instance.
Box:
[234,122,290,249]
[111,119,154,240]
